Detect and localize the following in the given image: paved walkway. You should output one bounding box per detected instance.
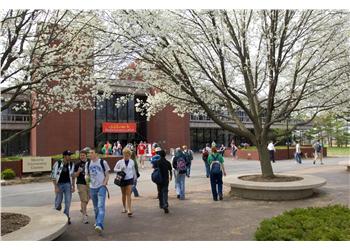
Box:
[55,156,350,241]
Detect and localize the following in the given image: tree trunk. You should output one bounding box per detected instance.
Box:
[256,142,275,178]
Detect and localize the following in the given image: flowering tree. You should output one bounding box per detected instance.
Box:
[1,10,125,144]
[110,10,350,177]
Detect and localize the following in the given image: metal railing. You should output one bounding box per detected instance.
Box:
[1,114,30,124]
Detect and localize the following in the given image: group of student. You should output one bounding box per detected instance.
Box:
[51,141,228,235]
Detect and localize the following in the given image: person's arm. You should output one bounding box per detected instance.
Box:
[51,162,60,193]
[103,161,110,186]
[220,156,227,176]
[167,161,173,181]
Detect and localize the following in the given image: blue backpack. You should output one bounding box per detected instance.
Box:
[210,154,222,174]
[151,167,163,184]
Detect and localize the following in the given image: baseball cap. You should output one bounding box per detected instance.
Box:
[155,147,162,152]
[62,150,73,156]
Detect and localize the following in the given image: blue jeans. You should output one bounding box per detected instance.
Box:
[204,161,210,177]
[186,164,191,177]
[210,172,223,200]
[90,186,107,229]
[175,173,186,199]
[295,153,302,164]
[157,183,169,208]
[55,182,72,218]
[132,179,139,197]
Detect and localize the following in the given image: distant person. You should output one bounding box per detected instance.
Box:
[112,143,118,156]
[137,141,146,169]
[295,141,302,164]
[267,141,276,163]
[207,146,227,201]
[114,148,137,217]
[313,140,324,165]
[73,149,90,224]
[219,144,226,157]
[51,150,75,225]
[153,149,172,213]
[85,149,110,234]
[102,141,112,155]
[172,147,187,200]
[117,141,123,155]
[130,148,140,197]
[183,145,193,177]
[230,140,238,159]
[202,144,210,178]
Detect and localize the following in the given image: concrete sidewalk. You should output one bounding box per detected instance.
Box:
[56,164,349,241]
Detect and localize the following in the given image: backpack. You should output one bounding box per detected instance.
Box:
[202,150,209,161]
[151,166,163,184]
[316,144,322,153]
[176,157,187,174]
[210,154,222,174]
[87,159,107,177]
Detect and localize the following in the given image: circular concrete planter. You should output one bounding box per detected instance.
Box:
[225,174,327,201]
[1,206,67,241]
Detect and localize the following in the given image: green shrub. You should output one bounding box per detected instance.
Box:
[1,168,16,180]
[255,205,350,241]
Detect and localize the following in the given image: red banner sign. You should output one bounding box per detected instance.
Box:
[102,122,137,133]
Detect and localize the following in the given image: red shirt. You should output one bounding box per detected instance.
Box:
[138,144,146,155]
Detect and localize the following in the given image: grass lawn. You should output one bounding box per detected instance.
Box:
[326,146,350,156]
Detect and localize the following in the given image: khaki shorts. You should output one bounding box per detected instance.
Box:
[77,184,90,203]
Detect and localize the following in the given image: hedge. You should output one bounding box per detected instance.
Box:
[255,205,350,240]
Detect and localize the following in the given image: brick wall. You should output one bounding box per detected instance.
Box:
[148,106,190,153]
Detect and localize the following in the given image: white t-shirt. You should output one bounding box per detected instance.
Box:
[85,159,110,189]
[114,159,136,181]
[267,143,275,151]
[295,143,301,153]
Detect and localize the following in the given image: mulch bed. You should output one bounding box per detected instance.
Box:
[239,174,303,182]
[1,174,51,186]
[1,213,31,236]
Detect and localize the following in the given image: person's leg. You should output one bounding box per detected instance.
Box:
[175,172,180,196]
[63,183,72,218]
[132,179,139,197]
[320,152,323,164]
[186,163,191,177]
[313,151,318,164]
[179,174,185,200]
[90,188,99,221]
[298,153,302,164]
[121,187,127,211]
[125,185,133,214]
[218,172,223,199]
[210,173,218,200]
[96,186,107,229]
[54,183,63,211]
[205,161,210,177]
[157,184,163,208]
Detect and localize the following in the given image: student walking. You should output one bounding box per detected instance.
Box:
[172,147,187,200]
[85,149,110,234]
[137,141,146,168]
[202,144,210,178]
[183,145,193,177]
[267,141,276,163]
[114,148,137,217]
[313,140,324,165]
[130,148,140,197]
[153,149,172,213]
[207,147,227,201]
[295,141,302,164]
[230,140,238,159]
[51,150,75,224]
[73,149,90,224]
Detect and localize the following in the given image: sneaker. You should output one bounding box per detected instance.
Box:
[177,195,180,199]
[164,208,169,214]
[313,161,315,164]
[68,217,71,225]
[95,226,102,234]
[321,162,324,165]
[219,195,223,200]
[83,215,89,224]
[213,198,218,201]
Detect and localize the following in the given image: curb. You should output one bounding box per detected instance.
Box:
[1,206,67,241]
